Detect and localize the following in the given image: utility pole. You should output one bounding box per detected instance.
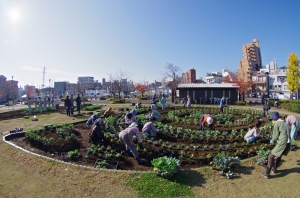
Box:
[42,67,46,89]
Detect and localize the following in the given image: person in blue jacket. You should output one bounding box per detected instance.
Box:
[161,96,167,110]
[220,97,225,112]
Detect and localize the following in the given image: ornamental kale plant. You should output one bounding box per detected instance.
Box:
[210,152,240,170]
[151,156,180,177]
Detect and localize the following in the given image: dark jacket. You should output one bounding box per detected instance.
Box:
[263,105,270,111]
[89,126,104,143]
[65,98,72,107]
[86,115,98,126]
[76,96,82,105]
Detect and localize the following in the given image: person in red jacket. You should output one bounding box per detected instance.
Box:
[199,114,215,131]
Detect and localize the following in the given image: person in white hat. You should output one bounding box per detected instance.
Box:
[199,114,214,131]
[119,122,144,165]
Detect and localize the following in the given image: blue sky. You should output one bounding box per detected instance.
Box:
[1,0,299,88]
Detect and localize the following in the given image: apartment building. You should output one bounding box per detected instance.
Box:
[181,68,196,83]
[238,38,262,81]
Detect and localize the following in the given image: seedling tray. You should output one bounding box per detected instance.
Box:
[94,159,118,170]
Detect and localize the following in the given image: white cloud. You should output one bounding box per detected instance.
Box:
[22,66,86,76]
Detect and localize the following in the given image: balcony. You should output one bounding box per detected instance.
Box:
[252,81,266,85]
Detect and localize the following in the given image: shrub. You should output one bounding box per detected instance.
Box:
[83,103,93,107]
[282,103,300,113]
[84,105,102,111]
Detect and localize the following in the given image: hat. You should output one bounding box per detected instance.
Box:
[206,117,213,125]
[269,112,280,120]
[129,122,138,128]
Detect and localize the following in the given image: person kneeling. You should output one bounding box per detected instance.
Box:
[89,119,106,145]
[119,122,144,165]
[244,123,264,143]
[142,116,159,138]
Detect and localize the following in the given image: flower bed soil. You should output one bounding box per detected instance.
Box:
[0,106,66,121]
[8,107,274,171]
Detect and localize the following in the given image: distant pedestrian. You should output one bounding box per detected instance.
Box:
[47,97,51,107]
[186,95,191,108]
[261,95,265,105]
[34,98,38,108]
[220,97,225,112]
[38,97,43,113]
[27,97,32,114]
[43,98,47,108]
[64,96,72,116]
[54,97,59,112]
[70,94,75,116]
[161,96,166,110]
[75,94,82,114]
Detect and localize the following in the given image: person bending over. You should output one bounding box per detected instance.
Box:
[142,116,159,137]
[86,113,102,128]
[89,119,106,145]
[199,114,215,131]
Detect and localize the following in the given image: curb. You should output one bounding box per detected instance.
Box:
[2,132,154,174]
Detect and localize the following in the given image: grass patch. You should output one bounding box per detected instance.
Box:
[126,172,198,197]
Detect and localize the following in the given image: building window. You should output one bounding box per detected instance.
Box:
[229,90,231,98]
[223,90,225,97]
[211,90,213,98]
[205,90,207,98]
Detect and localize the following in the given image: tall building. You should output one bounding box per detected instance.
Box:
[181,68,196,83]
[238,38,262,81]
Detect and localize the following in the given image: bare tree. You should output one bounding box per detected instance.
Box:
[108,70,132,99]
[162,63,182,103]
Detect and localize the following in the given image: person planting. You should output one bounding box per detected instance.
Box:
[284,115,299,151]
[262,112,290,179]
[86,113,102,128]
[244,123,264,143]
[125,113,137,124]
[103,107,115,118]
[89,118,106,145]
[151,103,158,110]
[147,108,161,121]
[142,116,160,137]
[199,114,215,131]
[135,102,142,109]
[119,122,144,165]
[263,105,270,117]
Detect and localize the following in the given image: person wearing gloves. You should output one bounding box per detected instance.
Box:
[284,115,299,151]
[244,123,264,143]
[199,114,215,131]
[262,112,290,179]
[160,96,167,110]
[54,97,59,112]
[119,122,144,165]
[142,116,159,137]
[86,113,102,128]
[89,118,106,145]
[147,108,161,121]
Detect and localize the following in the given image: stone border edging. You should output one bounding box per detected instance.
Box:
[3,132,154,174]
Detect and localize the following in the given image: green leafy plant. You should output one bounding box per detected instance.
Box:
[210,152,240,170]
[68,149,79,158]
[151,156,180,178]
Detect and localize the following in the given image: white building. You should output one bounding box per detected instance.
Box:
[77,76,94,84]
[252,61,291,99]
[206,69,230,83]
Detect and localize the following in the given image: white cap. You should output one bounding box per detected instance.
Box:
[206,117,213,125]
[129,122,138,128]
